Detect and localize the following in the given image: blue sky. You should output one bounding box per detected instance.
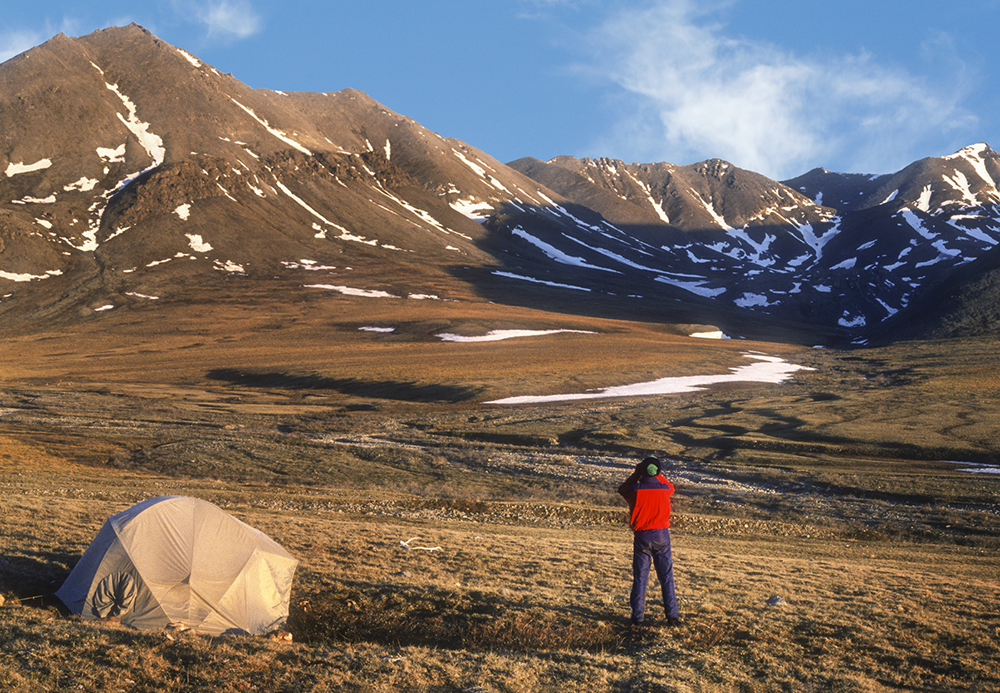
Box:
[3,0,999,180]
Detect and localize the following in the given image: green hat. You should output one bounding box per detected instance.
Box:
[642,456,660,476]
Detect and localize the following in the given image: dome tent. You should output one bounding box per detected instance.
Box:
[56,496,298,636]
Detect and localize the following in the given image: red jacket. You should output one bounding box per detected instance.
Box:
[618,472,674,531]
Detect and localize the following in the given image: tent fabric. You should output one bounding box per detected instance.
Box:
[56,496,298,635]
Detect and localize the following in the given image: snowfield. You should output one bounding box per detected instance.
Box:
[436,329,595,343]
[487,353,812,404]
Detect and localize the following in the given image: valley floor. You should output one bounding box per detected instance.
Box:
[1,370,999,692]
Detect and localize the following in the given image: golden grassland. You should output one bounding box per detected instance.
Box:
[0,291,781,396]
[1,296,999,692]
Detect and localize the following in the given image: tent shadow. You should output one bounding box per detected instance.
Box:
[0,548,76,611]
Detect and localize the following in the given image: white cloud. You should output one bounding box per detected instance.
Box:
[199,0,262,39]
[0,29,44,63]
[171,0,261,41]
[0,17,122,63]
[584,0,976,179]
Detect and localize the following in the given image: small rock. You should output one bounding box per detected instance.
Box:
[766,595,786,607]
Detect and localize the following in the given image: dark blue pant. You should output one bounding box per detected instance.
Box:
[630,527,678,620]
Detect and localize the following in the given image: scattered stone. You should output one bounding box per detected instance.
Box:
[766,595,786,607]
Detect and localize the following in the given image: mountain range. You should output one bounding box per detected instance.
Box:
[2,25,999,346]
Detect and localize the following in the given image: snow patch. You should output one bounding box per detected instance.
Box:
[64,177,99,192]
[105,225,131,242]
[655,275,727,298]
[629,173,670,223]
[694,191,735,231]
[436,329,595,343]
[228,97,311,155]
[12,195,57,204]
[186,234,212,252]
[512,228,619,273]
[452,149,487,177]
[839,313,867,328]
[487,353,813,405]
[734,293,772,308]
[0,269,63,282]
[5,159,52,177]
[97,144,126,163]
[177,49,201,67]
[275,180,349,235]
[452,149,509,192]
[305,284,397,298]
[792,216,840,261]
[213,260,244,273]
[944,143,999,194]
[880,190,899,205]
[916,185,933,212]
[899,208,938,241]
[564,235,659,272]
[449,196,493,222]
[381,188,457,235]
[282,259,337,271]
[175,203,191,220]
[943,170,978,207]
[946,217,999,245]
[947,460,1000,475]
[492,271,591,292]
[102,79,165,167]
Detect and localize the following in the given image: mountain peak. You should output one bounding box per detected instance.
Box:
[944,141,996,161]
[89,23,156,39]
[692,158,735,178]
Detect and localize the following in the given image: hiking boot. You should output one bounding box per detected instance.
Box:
[665,616,683,628]
[630,616,645,627]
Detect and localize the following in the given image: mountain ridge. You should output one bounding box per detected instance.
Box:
[2,25,999,345]
[505,144,1000,342]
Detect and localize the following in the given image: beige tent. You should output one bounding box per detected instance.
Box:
[56,496,298,635]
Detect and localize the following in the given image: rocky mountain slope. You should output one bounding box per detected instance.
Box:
[2,25,999,345]
[0,25,564,324]
[508,146,1000,343]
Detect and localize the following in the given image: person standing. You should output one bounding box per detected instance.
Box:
[618,456,681,627]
